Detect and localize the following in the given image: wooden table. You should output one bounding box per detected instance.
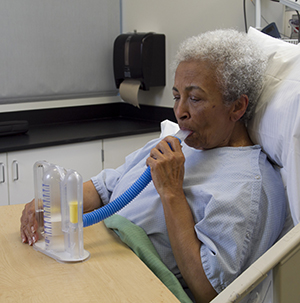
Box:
[0,204,179,302]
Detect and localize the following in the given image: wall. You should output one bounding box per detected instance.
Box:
[0,0,284,113]
[122,0,284,108]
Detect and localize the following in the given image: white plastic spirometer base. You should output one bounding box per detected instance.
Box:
[33,240,90,263]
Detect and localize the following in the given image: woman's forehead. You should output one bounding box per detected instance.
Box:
[174,61,218,92]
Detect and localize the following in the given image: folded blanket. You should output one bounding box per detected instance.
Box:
[104,214,193,303]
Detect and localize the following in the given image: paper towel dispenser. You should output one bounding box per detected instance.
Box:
[113,32,165,91]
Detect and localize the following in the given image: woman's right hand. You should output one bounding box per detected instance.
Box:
[20,181,101,245]
[20,199,39,245]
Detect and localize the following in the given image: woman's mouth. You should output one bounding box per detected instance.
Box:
[179,127,193,138]
[174,129,191,142]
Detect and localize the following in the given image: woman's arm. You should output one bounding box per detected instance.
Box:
[160,189,217,303]
[146,136,217,303]
[83,180,103,213]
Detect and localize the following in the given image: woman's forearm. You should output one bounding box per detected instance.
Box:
[161,191,217,303]
[83,180,103,213]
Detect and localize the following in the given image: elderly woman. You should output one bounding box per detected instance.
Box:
[21,29,287,303]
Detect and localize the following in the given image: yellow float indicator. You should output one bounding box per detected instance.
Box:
[69,201,78,224]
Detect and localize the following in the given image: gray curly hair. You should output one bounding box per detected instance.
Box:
[171,29,267,123]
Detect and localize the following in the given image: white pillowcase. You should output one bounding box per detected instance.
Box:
[247,27,300,224]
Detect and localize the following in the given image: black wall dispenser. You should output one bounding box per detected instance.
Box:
[113,32,166,91]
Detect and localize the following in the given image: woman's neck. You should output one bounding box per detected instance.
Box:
[228,121,254,147]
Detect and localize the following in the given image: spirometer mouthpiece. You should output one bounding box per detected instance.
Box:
[174,129,191,143]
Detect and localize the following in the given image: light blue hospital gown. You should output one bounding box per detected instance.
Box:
[91,138,286,294]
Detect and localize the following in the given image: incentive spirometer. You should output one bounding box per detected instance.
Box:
[33,161,90,262]
[33,130,190,263]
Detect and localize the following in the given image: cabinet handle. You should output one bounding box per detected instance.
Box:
[12,160,19,181]
[0,163,4,183]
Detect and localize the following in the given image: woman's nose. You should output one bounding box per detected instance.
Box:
[174,99,190,121]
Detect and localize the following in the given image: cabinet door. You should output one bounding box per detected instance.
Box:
[7,140,102,205]
[103,132,159,169]
[0,153,9,206]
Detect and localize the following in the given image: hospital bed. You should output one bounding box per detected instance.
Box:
[210,27,300,303]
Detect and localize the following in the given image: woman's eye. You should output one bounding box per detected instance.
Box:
[189,96,201,102]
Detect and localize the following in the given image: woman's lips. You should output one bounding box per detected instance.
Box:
[180,127,193,138]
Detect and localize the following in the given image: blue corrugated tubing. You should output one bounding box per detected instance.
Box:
[83,166,152,227]
[82,136,185,228]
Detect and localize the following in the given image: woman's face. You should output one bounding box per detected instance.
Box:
[173,60,237,150]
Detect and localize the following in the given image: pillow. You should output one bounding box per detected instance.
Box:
[247,27,300,225]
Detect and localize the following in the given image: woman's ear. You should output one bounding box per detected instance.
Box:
[230,95,249,122]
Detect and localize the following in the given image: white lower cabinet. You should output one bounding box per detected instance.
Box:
[0,153,9,206]
[102,132,159,169]
[1,140,102,206]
